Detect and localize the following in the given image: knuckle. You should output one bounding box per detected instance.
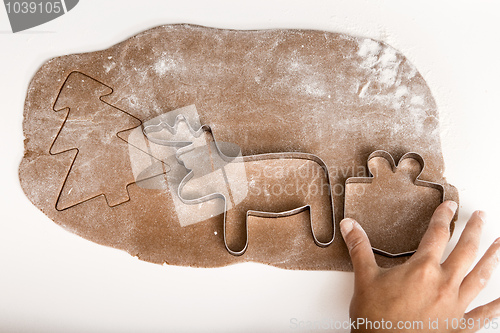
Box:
[435,285,456,304]
[430,220,451,238]
[485,245,500,268]
[439,203,457,217]
[412,259,440,281]
[347,236,365,255]
[475,304,493,321]
[463,241,480,259]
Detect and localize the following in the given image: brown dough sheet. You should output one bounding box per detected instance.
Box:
[19,24,458,271]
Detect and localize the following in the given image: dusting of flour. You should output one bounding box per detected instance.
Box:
[154,52,186,76]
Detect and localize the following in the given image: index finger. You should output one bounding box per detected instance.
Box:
[413,200,457,263]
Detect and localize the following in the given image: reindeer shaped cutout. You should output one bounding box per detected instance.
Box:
[141,112,335,256]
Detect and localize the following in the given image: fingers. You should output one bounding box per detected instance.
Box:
[340,218,379,283]
[460,237,500,306]
[463,297,500,333]
[442,211,485,280]
[414,200,457,263]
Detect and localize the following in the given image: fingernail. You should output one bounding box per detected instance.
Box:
[340,218,355,237]
[446,201,458,212]
[476,210,487,222]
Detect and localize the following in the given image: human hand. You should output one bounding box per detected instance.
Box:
[340,201,500,332]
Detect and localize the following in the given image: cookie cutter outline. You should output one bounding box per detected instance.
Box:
[345,150,445,258]
[49,71,169,211]
[143,114,336,256]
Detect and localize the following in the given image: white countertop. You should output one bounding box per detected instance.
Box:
[1,1,499,332]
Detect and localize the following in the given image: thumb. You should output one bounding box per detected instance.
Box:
[340,218,379,278]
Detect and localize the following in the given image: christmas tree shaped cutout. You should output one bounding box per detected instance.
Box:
[50,71,162,210]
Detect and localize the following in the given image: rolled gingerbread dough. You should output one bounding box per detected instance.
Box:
[19,24,458,271]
